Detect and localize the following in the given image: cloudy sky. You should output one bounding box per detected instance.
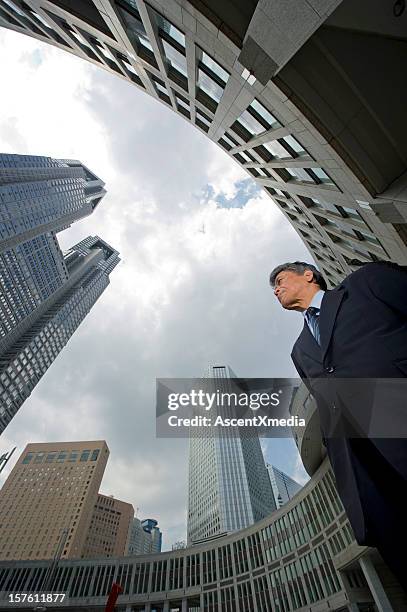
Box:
[0,29,311,548]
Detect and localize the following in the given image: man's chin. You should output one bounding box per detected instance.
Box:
[279,299,296,311]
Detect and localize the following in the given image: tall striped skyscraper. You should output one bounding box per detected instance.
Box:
[267,464,303,509]
[187,365,276,544]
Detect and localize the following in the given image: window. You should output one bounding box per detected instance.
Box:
[153,10,185,47]
[264,140,292,160]
[162,39,187,77]
[312,167,334,185]
[22,453,34,464]
[250,100,280,129]
[152,77,169,99]
[80,450,90,462]
[176,95,189,112]
[121,0,139,10]
[195,108,211,128]
[2,0,25,16]
[338,205,360,220]
[70,29,92,49]
[287,168,314,183]
[117,2,154,54]
[286,167,335,186]
[123,59,139,77]
[237,100,280,137]
[264,135,307,160]
[197,48,229,105]
[200,50,229,83]
[90,449,100,461]
[354,229,381,245]
[220,133,238,149]
[197,70,224,103]
[302,197,337,214]
[30,11,52,29]
[283,135,307,156]
[235,151,250,164]
[238,110,265,135]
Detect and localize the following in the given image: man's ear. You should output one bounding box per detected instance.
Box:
[303,269,314,283]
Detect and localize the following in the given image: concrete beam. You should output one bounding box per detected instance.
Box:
[359,556,395,612]
[373,170,407,223]
[238,0,343,83]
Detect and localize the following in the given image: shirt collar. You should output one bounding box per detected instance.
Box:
[302,289,325,316]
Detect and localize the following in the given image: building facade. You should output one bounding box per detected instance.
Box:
[0,231,68,343]
[1,457,405,611]
[127,518,162,556]
[0,0,405,290]
[0,152,117,432]
[187,366,276,544]
[0,153,107,350]
[0,234,119,432]
[0,440,109,561]
[83,493,134,558]
[0,153,105,253]
[267,464,303,509]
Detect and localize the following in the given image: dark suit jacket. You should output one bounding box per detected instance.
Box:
[290,262,407,544]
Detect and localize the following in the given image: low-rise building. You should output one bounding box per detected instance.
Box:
[83,494,134,558]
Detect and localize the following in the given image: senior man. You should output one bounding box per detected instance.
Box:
[270,260,407,590]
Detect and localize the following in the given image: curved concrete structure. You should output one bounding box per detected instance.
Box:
[0,0,406,288]
[1,457,406,610]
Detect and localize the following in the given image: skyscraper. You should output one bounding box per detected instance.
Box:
[0,153,105,253]
[0,440,110,561]
[267,463,303,509]
[187,365,276,544]
[127,518,162,556]
[0,153,107,349]
[0,235,119,432]
[0,152,118,432]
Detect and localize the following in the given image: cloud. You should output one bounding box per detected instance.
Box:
[0,116,27,150]
[0,29,311,547]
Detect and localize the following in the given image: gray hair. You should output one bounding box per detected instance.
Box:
[269,261,327,291]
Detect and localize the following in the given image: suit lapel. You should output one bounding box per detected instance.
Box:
[295,320,321,358]
[319,288,346,361]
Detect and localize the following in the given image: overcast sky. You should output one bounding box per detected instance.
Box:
[0,29,311,548]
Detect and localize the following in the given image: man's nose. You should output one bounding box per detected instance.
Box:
[274,286,280,297]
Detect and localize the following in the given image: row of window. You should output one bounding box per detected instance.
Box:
[22,449,100,465]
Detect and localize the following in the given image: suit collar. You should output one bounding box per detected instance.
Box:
[306,289,325,312]
[319,287,346,360]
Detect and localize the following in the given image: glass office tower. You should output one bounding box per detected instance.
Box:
[187,365,276,544]
[0,153,118,433]
[0,153,107,351]
[267,463,303,509]
[0,236,119,432]
[0,153,105,252]
[127,518,162,556]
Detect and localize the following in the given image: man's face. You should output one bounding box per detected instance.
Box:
[273,269,314,310]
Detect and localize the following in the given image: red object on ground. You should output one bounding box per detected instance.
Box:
[105,582,123,612]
